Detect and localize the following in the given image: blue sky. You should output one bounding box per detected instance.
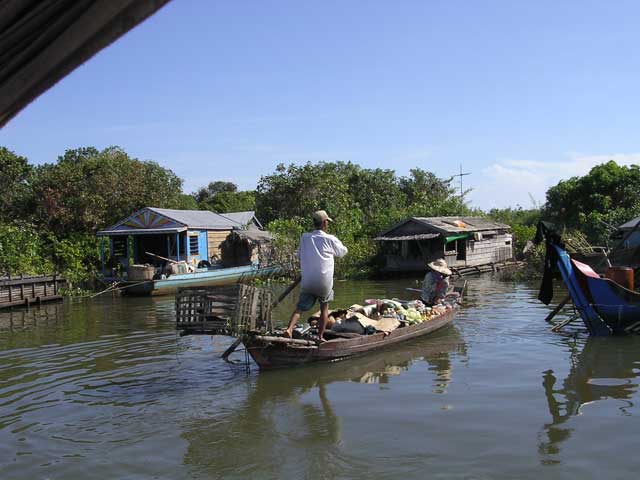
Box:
[3,0,640,209]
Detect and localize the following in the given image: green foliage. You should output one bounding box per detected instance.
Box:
[193,181,256,213]
[543,161,640,245]
[0,145,190,289]
[0,224,53,276]
[0,147,33,223]
[257,161,470,278]
[30,146,187,236]
[46,233,100,286]
[194,181,238,202]
[487,207,541,255]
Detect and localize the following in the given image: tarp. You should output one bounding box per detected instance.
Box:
[445,233,470,243]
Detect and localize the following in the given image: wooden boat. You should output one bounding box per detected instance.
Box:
[122,264,281,296]
[243,306,458,369]
[176,282,464,368]
[550,244,640,335]
[535,221,640,335]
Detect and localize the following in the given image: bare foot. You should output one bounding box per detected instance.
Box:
[316,336,327,344]
[282,330,292,338]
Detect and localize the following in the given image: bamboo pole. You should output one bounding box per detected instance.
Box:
[544,295,571,323]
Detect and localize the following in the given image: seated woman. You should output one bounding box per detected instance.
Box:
[421,259,454,306]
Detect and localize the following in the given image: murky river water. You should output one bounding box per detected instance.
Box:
[1,276,639,479]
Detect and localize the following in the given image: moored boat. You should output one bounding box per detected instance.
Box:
[535,221,640,335]
[123,264,281,296]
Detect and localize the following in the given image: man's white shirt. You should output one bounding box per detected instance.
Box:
[298,230,348,297]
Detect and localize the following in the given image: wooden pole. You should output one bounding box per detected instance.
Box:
[145,251,179,264]
[100,237,105,276]
[270,276,301,310]
[545,295,571,323]
[221,337,243,362]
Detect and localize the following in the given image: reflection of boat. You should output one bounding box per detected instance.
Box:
[181,328,465,477]
[270,326,465,387]
[538,337,638,460]
[535,222,640,336]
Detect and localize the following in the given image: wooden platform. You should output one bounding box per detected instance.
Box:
[452,260,525,277]
[0,275,67,309]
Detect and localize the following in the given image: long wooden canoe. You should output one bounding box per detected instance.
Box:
[243,306,457,370]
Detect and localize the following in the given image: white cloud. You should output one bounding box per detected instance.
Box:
[469,152,640,210]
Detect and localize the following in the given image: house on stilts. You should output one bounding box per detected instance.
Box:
[374,217,514,275]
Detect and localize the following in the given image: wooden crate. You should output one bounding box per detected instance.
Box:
[175,284,273,336]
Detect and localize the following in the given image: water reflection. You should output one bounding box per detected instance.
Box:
[538,336,639,463]
[0,302,65,332]
[181,328,466,478]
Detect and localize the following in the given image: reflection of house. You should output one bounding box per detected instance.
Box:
[375,217,513,273]
[97,207,263,272]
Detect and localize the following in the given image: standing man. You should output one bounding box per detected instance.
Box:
[285,210,348,341]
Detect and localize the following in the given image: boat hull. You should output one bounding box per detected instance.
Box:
[244,307,457,369]
[124,265,280,296]
[552,245,640,335]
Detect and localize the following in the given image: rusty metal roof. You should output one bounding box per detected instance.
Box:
[373,233,441,242]
[377,216,511,237]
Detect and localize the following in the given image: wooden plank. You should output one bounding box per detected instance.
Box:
[0,294,63,309]
[0,275,58,287]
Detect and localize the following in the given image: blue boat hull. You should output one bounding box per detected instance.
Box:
[124,265,281,296]
[553,245,640,335]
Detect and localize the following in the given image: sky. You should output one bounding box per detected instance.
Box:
[3,0,640,210]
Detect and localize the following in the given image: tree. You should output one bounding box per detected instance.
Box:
[193,181,255,213]
[399,168,469,218]
[0,147,33,222]
[30,146,188,236]
[256,161,469,277]
[543,161,640,244]
[194,181,238,204]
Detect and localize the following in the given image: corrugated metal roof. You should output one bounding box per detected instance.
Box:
[413,217,511,233]
[377,216,511,237]
[373,233,441,241]
[618,217,640,230]
[97,208,261,235]
[148,208,254,229]
[216,211,262,229]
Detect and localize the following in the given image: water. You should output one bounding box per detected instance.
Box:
[1,277,639,479]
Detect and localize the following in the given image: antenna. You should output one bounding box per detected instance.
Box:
[453,164,471,198]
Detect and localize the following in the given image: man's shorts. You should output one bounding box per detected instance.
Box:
[296,289,334,312]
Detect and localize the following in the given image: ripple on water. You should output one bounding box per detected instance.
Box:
[1,279,640,479]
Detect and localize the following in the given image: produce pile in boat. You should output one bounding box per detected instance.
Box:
[291,295,459,338]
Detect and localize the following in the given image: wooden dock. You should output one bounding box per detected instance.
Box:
[0,274,67,309]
